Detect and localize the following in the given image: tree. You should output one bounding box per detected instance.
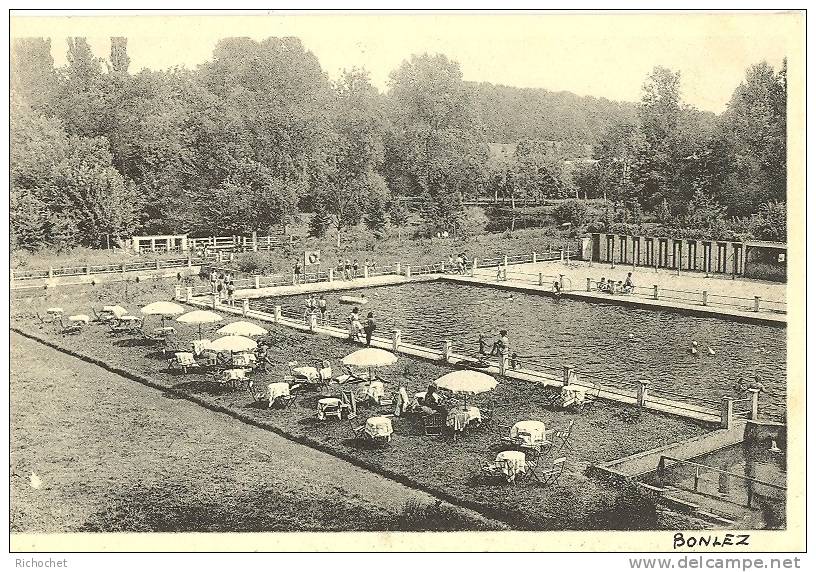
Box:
[388,199,410,240]
[713,61,787,216]
[552,199,589,228]
[11,37,58,113]
[386,54,488,229]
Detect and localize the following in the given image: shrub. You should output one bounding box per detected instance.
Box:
[552,199,589,228]
[395,499,497,531]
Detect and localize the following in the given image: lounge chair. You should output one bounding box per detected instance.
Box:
[58,318,83,335]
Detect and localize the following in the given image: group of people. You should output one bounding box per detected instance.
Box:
[304,294,329,321]
[597,272,635,294]
[446,253,470,274]
[209,270,235,304]
[335,258,378,281]
[348,306,377,345]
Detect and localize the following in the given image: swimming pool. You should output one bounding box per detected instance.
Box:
[256,281,787,420]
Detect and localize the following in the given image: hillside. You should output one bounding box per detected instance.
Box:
[467,81,639,150]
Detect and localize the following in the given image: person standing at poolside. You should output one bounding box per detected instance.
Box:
[226,278,235,305]
[364,312,376,346]
[478,334,487,355]
[490,329,509,357]
[318,294,328,322]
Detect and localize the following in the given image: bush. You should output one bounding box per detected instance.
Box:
[395,499,497,531]
[552,199,589,228]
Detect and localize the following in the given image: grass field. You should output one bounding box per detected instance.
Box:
[10,332,501,532]
[11,279,713,531]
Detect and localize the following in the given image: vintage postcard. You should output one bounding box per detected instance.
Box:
[6,8,806,555]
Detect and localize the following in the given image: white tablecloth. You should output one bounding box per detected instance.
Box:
[317,397,342,420]
[267,382,290,400]
[510,420,547,445]
[364,416,393,439]
[46,307,64,315]
[67,314,91,324]
[233,353,256,367]
[560,386,586,406]
[293,366,319,381]
[191,339,213,355]
[224,368,247,381]
[360,381,385,402]
[496,450,526,481]
[174,352,196,366]
[446,405,481,431]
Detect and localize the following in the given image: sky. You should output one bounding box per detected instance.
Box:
[10,12,801,114]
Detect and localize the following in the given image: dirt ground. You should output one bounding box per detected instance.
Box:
[10,332,498,532]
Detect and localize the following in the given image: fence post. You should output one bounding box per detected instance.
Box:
[363,266,369,279]
[328,268,334,282]
[637,380,650,408]
[252,231,258,252]
[309,313,318,332]
[503,255,508,268]
[538,272,544,286]
[754,296,760,312]
[392,329,402,353]
[720,397,734,429]
[242,298,249,317]
[471,258,477,276]
[395,262,401,275]
[560,249,564,263]
[653,285,659,300]
[747,388,760,420]
[85,266,91,276]
[562,365,575,386]
[273,305,281,323]
[442,340,452,362]
[185,286,193,301]
[174,285,182,301]
[48,266,54,279]
[155,259,161,270]
[254,275,260,289]
[702,290,708,306]
[532,252,537,264]
[559,274,565,290]
[586,277,592,292]
[404,266,411,279]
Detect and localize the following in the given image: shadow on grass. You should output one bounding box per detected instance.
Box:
[113,338,157,348]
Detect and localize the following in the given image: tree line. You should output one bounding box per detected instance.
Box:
[10,36,787,251]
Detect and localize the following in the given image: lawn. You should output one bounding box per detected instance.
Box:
[11,280,713,530]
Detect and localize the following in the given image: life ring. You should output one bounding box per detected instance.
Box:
[307,253,319,264]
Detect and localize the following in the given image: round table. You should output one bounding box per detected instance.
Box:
[560,386,586,407]
[46,307,64,315]
[364,416,393,440]
[359,381,385,402]
[317,397,342,420]
[496,450,526,482]
[510,420,547,446]
[267,382,290,406]
[446,405,481,431]
[293,366,319,381]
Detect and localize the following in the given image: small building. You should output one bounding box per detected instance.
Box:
[130,234,188,254]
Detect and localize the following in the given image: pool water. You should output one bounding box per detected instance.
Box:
[257,281,787,420]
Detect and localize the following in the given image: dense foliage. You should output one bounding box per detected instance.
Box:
[10,36,788,251]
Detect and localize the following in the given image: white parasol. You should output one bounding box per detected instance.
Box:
[176,310,223,339]
[141,301,186,327]
[434,370,497,405]
[342,348,398,381]
[216,321,268,337]
[103,305,128,318]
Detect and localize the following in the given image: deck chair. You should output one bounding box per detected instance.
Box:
[578,382,602,412]
[423,413,444,436]
[530,457,567,487]
[552,420,575,454]
[58,318,83,335]
[340,389,358,420]
[168,352,200,374]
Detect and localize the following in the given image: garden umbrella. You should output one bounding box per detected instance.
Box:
[67,314,91,324]
[216,321,268,337]
[342,348,398,381]
[141,301,186,327]
[434,370,497,406]
[176,310,223,339]
[210,335,257,353]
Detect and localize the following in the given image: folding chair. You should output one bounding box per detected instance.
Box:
[59,318,83,335]
[552,420,575,454]
[480,459,511,484]
[534,457,567,487]
[340,389,358,419]
[578,382,602,412]
[423,413,444,436]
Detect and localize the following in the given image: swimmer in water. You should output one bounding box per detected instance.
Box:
[707,346,716,355]
[690,341,698,355]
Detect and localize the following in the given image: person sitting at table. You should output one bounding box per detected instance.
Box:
[597,277,608,292]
